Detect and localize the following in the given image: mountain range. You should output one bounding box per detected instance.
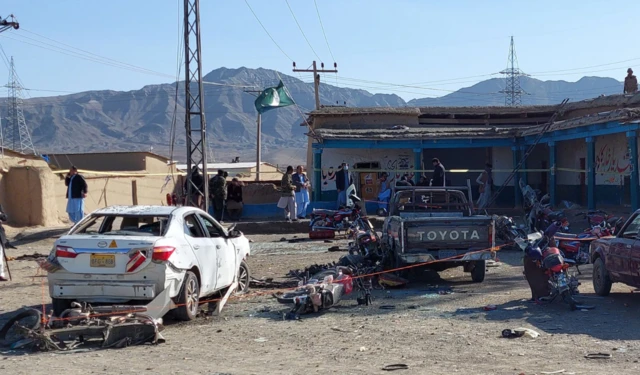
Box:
[0,67,625,166]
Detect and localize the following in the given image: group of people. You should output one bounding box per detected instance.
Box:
[377,158,494,209]
[278,165,310,222]
[183,167,244,222]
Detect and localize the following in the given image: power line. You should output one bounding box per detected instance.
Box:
[313,0,335,63]
[243,0,294,61]
[285,0,322,61]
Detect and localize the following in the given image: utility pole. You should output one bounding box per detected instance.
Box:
[183,0,209,209]
[6,57,36,155]
[0,14,19,33]
[499,36,528,107]
[293,61,337,110]
[244,88,264,182]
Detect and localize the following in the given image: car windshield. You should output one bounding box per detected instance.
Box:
[71,214,170,236]
[621,214,640,239]
[393,190,469,215]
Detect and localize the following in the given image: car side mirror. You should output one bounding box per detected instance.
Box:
[228,229,242,238]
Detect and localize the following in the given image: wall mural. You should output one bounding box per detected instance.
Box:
[321,154,414,190]
[595,143,632,185]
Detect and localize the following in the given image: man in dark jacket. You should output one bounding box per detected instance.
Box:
[65,166,88,224]
[431,158,445,187]
[226,178,243,221]
[335,163,352,206]
[209,169,228,222]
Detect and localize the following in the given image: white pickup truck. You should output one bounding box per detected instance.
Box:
[382,185,496,282]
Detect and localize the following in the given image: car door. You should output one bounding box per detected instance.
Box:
[629,237,640,287]
[608,214,640,282]
[196,213,236,290]
[182,213,217,294]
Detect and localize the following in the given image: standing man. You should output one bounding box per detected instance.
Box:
[431,158,446,187]
[65,166,88,224]
[335,163,352,207]
[624,68,638,94]
[278,166,297,222]
[293,165,310,219]
[209,169,228,222]
[226,178,244,221]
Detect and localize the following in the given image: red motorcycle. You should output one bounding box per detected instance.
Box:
[309,204,362,233]
[553,216,624,273]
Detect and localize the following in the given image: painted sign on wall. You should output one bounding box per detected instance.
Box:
[319,149,414,191]
[595,135,632,185]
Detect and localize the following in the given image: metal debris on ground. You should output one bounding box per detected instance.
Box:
[0,305,165,352]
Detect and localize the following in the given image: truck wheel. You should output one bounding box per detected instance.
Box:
[51,298,72,317]
[470,260,486,283]
[592,257,612,296]
[173,271,200,321]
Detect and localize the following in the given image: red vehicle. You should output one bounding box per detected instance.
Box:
[590,210,640,296]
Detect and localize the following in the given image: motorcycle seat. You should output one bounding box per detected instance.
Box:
[312,209,338,215]
[547,211,565,220]
[564,258,577,265]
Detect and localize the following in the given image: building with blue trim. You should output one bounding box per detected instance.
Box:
[304,94,640,212]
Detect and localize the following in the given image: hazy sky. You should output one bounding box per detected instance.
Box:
[1,0,639,101]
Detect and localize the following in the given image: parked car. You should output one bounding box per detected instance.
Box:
[46,205,251,321]
[590,209,640,296]
[381,184,496,282]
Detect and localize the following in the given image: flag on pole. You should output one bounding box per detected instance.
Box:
[254,81,295,114]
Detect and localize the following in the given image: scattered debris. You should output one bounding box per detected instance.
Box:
[254,337,268,343]
[585,353,612,359]
[327,246,345,252]
[382,364,409,371]
[483,304,497,311]
[359,346,367,352]
[13,253,48,261]
[540,370,566,374]
[501,328,540,339]
[0,306,164,352]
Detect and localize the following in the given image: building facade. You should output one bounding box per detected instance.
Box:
[305,94,640,211]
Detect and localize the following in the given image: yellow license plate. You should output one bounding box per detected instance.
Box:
[90,254,116,268]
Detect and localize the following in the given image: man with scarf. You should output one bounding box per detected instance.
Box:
[65,166,88,224]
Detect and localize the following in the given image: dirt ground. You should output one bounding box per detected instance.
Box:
[2,226,640,375]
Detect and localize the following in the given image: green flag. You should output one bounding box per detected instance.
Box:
[254,81,295,114]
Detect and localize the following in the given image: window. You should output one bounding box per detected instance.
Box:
[622,215,640,239]
[198,214,224,238]
[184,214,206,238]
[71,215,169,236]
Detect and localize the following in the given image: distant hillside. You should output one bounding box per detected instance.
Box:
[408,76,623,107]
[0,67,624,166]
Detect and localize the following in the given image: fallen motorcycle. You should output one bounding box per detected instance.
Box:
[494,215,527,246]
[515,223,582,311]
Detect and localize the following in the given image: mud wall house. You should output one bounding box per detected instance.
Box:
[305,93,640,211]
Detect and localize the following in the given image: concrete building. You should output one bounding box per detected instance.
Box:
[44,151,173,174]
[175,162,284,182]
[305,94,640,211]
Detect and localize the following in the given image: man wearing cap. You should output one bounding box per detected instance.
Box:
[624,68,638,94]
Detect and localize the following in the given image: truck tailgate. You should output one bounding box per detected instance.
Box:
[403,217,493,252]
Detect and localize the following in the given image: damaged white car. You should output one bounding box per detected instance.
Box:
[45,205,251,321]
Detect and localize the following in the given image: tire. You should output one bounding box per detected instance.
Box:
[173,271,200,321]
[592,257,612,296]
[0,308,42,347]
[470,260,486,283]
[234,261,250,295]
[52,298,72,317]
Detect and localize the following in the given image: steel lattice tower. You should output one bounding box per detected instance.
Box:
[183,0,209,208]
[5,57,36,155]
[499,36,528,107]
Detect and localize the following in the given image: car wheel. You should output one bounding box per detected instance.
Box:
[592,257,612,296]
[235,261,250,295]
[470,260,486,283]
[174,271,199,321]
[51,298,72,317]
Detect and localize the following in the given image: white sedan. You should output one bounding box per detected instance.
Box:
[45,205,251,321]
